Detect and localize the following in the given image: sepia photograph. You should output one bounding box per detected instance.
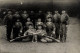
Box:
[0,0,80,53]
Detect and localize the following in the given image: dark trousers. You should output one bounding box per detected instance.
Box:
[6,25,13,40]
[60,24,67,42]
[11,35,33,41]
[13,28,20,39]
[55,23,60,39]
[46,28,53,36]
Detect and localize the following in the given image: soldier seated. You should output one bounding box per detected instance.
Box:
[36,25,47,42]
[10,24,36,42]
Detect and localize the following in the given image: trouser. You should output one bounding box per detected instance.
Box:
[22,27,27,35]
[60,24,67,42]
[11,35,33,42]
[32,35,37,42]
[13,28,20,39]
[46,28,53,36]
[55,23,60,39]
[37,35,45,41]
[6,25,13,40]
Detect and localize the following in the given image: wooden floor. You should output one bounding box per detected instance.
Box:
[0,17,80,53]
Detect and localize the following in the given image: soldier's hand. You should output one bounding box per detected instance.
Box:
[66,25,68,27]
[20,30,22,33]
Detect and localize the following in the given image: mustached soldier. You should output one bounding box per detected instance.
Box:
[60,10,69,42]
[53,11,61,39]
[21,11,28,27]
[4,11,13,41]
[13,19,23,40]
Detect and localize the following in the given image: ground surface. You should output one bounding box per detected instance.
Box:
[0,17,80,53]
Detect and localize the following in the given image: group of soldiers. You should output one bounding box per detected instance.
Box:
[4,10,69,43]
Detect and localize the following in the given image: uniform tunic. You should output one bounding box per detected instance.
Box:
[60,13,69,42]
[21,13,28,26]
[29,12,35,25]
[36,12,45,22]
[4,14,13,40]
[13,21,22,39]
[24,29,36,41]
[13,14,21,25]
[46,22,55,36]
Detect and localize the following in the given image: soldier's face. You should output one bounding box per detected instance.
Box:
[47,12,50,14]
[15,12,18,14]
[55,11,58,14]
[31,11,34,13]
[39,11,42,13]
[24,11,27,14]
[38,19,41,22]
[29,26,33,29]
[27,18,30,21]
[62,11,66,14]
[8,11,12,14]
[48,18,51,22]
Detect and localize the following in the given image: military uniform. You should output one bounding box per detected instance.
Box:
[36,29,47,41]
[36,21,45,29]
[36,11,45,22]
[13,20,22,39]
[29,11,35,25]
[24,28,36,42]
[4,13,13,41]
[45,21,55,36]
[13,12,21,25]
[25,21,33,30]
[10,25,35,42]
[60,12,69,42]
[21,11,28,27]
[53,13,60,39]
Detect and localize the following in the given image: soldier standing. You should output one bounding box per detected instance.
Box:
[60,10,69,42]
[13,19,23,39]
[36,11,45,22]
[21,11,28,27]
[13,11,21,25]
[4,11,13,41]
[53,11,61,39]
[29,11,35,25]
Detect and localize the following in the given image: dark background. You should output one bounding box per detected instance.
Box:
[0,0,80,17]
